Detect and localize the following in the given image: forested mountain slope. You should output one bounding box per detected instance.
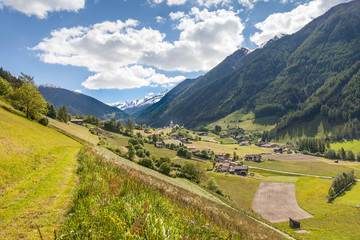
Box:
[39,85,129,120]
[137,0,360,136]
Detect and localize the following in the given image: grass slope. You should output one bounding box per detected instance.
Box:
[206,111,275,133]
[330,140,360,154]
[49,118,99,146]
[275,177,360,239]
[0,101,81,239]
[245,160,360,177]
[61,147,286,239]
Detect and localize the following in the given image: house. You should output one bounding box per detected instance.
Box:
[261,143,278,148]
[197,132,208,136]
[70,119,84,125]
[187,146,197,153]
[233,165,248,176]
[289,218,300,228]
[240,141,250,146]
[244,154,262,162]
[215,162,230,172]
[235,136,244,141]
[273,147,283,153]
[180,138,192,144]
[220,133,230,138]
[155,141,164,148]
[215,153,231,160]
[220,162,231,172]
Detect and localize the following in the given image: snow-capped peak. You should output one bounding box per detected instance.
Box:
[110,90,169,110]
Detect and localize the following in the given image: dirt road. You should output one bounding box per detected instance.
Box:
[252,182,313,223]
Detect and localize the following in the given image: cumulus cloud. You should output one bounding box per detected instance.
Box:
[82,65,185,90]
[155,16,166,23]
[32,8,244,90]
[196,0,232,8]
[167,0,187,5]
[0,0,84,18]
[142,7,244,71]
[250,0,351,46]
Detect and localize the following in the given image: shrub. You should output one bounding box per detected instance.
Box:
[37,117,49,126]
[138,157,155,169]
[159,162,171,176]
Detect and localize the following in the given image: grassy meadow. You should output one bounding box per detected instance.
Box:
[204,173,260,211]
[206,111,276,133]
[275,177,360,239]
[330,139,360,154]
[0,103,82,239]
[74,147,287,239]
[245,160,360,177]
[49,118,99,145]
[186,141,270,157]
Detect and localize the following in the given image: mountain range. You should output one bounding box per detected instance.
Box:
[110,90,169,117]
[38,85,129,120]
[136,0,360,139]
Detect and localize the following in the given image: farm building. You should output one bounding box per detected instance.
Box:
[261,143,278,148]
[233,166,249,176]
[215,153,231,160]
[187,146,197,153]
[240,141,250,146]
[273,147,283,153]
[197,132,208,136]
[155,141,164,148]
[289,218,300,228]
[244,154,262,162]
[215,162,231,172]
[220,133,230,138]
[70,119,84,125]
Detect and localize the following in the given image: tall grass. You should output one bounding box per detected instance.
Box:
[59,147,285,239]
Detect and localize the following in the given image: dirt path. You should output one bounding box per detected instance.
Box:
[252,182,313,223]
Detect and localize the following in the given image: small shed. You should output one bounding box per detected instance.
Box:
[155,141,164,148]
[70,119,84,125]
[233,165,248,176]
[289,218,300,228]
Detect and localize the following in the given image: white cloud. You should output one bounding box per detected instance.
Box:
[237,0,269,9]
[143,7,244,71]
[250,0,351,46]
[74,89,82,93]
[169,11,185,20]
[156,16,166,23]
[167,0,187,5]
[0,0,84,18]
[147,92,155,96]
[196,0,232,8]
[82,65,185,90]
[32,8,243,89]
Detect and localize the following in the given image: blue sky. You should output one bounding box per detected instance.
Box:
[0,0,351,104]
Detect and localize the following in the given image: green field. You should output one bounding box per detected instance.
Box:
[49,118,99,145]
[330,140,360,154]
[275,177,360,239]
[206,111,275,133]
[205,173,260,210]
[187,141,270,158]
[245,160,360,177]
[0,102,81,239]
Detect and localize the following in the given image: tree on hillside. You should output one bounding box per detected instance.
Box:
[57,106,69,122]
[207,177,219,192]
[0,77,13,97]
[128,143,136,161]
[14,74,47,119]
[46,103,57,119]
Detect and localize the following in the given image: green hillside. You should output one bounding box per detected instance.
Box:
[137,0,360,138]
[0,100,82,239]
[38,85,129,120]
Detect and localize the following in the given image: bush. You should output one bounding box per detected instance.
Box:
[159,162,171,176]
[138,157,155,169]
[37,117,49,126]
